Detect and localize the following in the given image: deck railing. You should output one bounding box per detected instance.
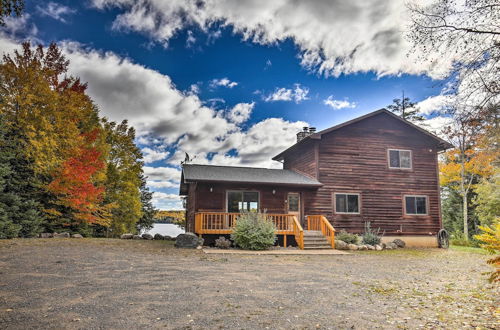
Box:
[307,215,335,248]
[194,212,304,248]
[194,212,297,235]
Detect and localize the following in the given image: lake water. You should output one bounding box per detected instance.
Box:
[142,223,185,237]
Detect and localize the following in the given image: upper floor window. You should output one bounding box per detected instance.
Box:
[388,149,412,169]
[404,195,428,215]
[334,193,360,214]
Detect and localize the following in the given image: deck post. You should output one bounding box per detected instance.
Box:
[283,234,287,247]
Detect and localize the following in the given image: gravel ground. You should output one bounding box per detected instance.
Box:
[0,239,498,329]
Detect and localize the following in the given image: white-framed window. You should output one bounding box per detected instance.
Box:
[334,193,360,214]
[227,191,259,212]
[404,195,428,215]
[388,149,412,169]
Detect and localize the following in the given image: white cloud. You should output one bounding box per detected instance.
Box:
[37,2,76,23]
[263,84,309,103]
[143,166,181,182]
[186,30,196,47]
[152,192,182,210]
[147,181,178,189]
[90,0,456,78]
[228,102,254,124]
[210,77,238,89]
[141,147,169,163]
[323,96,356,110]
[415,94,454,115]
[419,115,453,139]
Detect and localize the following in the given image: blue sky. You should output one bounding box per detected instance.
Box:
[0,0,454,209]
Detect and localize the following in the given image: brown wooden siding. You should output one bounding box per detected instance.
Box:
[301,112,442,235]
[283,140,318,179]
[186,183,312,226]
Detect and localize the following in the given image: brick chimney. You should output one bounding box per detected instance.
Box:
[296,126,311,142]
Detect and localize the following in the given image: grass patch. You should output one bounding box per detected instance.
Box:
[449,245,489,255]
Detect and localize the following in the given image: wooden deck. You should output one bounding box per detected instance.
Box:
[194,213,334,249]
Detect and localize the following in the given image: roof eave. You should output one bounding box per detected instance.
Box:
[182,178,322,187]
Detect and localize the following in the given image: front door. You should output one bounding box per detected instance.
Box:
[287,193,300,221]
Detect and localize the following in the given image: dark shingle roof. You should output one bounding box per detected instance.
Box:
[180,164,321,194]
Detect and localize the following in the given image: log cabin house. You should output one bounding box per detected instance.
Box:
[179,109,453,248]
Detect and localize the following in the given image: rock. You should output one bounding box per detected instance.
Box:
[154,233,164,240]
[71,234,83,238]
[388,242,398,249]
[347,243,358,251]
[121,233,133,239]
[393,239,406,248]
[381,243,386,249]
[53,232,70,238]
[335,240,349,250]
[163,235,174,241]
[39,233,53,238]
[366,244,375,250]
[196,245,203,250]
[358,245,368,250]
[375,244,383,251]
[132,235,142,240]
[175,232,203,248]
[141,233,153,240]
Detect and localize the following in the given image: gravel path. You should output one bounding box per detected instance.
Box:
[0,239,498,329]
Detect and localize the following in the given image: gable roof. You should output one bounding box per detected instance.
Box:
[179,164,322,195]
[273,109,453,161]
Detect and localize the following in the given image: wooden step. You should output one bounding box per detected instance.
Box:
[303,245,332,249]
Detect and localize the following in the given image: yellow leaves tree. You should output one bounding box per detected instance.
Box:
[475,223,500,283]
[439,107,498,240]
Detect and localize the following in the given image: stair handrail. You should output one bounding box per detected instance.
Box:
[291,216,304,250]
[320,215,335,248]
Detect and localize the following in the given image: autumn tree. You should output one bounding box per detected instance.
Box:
[102,120,144,236]
[440,107,497,240]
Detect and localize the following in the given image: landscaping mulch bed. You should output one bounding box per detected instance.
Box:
[0,239,498,329]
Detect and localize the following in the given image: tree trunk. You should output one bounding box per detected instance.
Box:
[462,193,468,240]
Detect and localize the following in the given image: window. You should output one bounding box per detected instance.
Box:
[334,193,360,214]
[227,191,259,212]
[288,193,299,212]
[388,149,412,169]
[404,195,428,215]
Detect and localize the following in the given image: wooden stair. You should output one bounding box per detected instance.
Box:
[302,230,332,249]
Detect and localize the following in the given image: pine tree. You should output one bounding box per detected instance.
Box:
[0,115,44,238]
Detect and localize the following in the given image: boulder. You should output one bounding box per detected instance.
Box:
[347,243,358,251]
[39,233,53,238]
[132,235,142,240]
[366,244,375,250]
[154,233,164,240]
[121,233,133,239]
[71,234,83,238]
[393,239,406,248]
[375,244,383,251]
[381,243,387,249]
[163,235,174,241]
[53,232,70,238]
[141,233,153,240]
[175,232,203,248]
[358,245,368,251]
[387,242,398,250]
[335,240,348,250]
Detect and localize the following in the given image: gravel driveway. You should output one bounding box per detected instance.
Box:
[0,239,498,329]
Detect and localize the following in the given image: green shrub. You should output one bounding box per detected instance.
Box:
[336,230,360,244]
[361,222,383,245]
[230,211,276,250]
